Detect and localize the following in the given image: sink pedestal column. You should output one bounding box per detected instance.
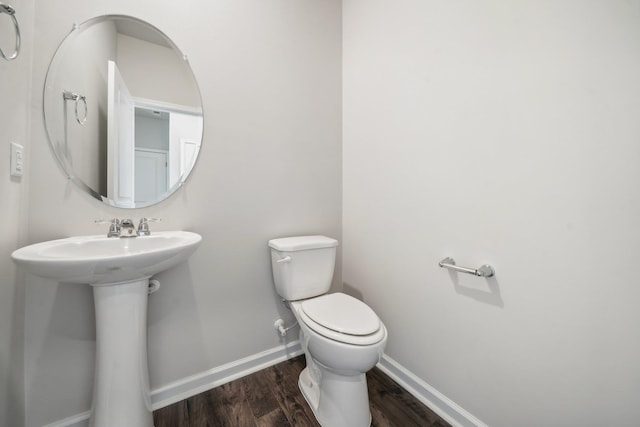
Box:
[90,278,153,427]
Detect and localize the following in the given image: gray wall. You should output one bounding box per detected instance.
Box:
[117,33,201,109]
[343,1,640,426]
[0,0,33,425]
[25,1,341,425]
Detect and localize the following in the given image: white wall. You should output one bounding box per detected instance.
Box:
[26,1,341,426]
[0,0,34,425]
[117,33,201,109]
[343,1,640,426]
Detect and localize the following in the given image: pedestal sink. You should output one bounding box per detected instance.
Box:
[12,231,202,427]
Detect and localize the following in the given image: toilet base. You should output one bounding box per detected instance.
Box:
[298,366,372,427]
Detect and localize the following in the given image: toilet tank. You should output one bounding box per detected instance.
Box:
[268,236,338,301]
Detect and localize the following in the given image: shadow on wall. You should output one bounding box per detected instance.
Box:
[343,273,503,308]
[445,271,504,308]
[273,296,302,353]
[342,282,365,301]
[269,259,302,349]
[5,269,26,426]
[49,282,97,340]
[26,280,97,426]
[147,262,210,387]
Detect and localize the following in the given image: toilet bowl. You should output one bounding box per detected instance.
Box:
[292,294,387,427]
[269,236,388,427]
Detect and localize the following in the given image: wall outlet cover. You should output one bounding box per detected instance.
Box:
[10,142,24,178]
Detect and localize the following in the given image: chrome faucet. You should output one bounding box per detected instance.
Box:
[120,219,137,237]
[97,218,161,237]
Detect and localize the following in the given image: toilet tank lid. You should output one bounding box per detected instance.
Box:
[268,235,338,251]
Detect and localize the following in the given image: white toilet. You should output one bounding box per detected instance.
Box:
[269,235,387,427]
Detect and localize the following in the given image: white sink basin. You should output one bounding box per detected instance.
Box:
[11,231,202,285]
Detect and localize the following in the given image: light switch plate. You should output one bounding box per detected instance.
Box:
[10,142,24,177]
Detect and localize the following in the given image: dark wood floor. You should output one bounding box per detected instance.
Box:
[153,355,450,427]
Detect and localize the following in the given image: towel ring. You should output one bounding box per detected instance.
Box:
[63,91,88,125]
[0,3,20,61]
[74,95,88,125]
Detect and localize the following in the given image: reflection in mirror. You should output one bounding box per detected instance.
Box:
[44,15,203,208]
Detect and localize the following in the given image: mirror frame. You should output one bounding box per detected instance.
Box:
[43,14,204,208]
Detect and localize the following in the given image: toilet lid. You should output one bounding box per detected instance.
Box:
[300,293,380,336]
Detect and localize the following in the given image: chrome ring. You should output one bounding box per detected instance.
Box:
[0,3,20,61]
[75,96,88,125]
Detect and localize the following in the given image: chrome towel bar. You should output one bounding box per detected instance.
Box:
[439,257,494,277]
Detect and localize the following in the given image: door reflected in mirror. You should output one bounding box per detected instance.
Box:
[133,105,202,205]
[44,15,203,208]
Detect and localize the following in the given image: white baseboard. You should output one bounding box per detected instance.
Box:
[151,341,303,410]
[376,354,488,427]
[42,341,303,427]
[43,345,485,427]
[41,411,90,427]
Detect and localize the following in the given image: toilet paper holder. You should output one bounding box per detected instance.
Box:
[438,257,494,277]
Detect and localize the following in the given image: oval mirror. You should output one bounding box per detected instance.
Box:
[43,15,203,208]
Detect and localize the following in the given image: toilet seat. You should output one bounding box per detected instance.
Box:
[297,293,385,346]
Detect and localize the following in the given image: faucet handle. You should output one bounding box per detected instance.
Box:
[137,217,161,236]
[95,218,121,237]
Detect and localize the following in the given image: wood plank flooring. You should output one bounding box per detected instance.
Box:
[153,356,450,427]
